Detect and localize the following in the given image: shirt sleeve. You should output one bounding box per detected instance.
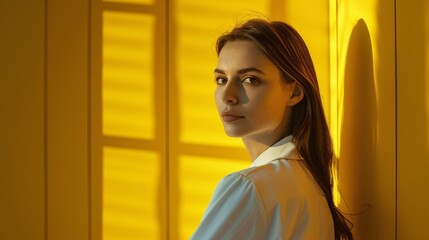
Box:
[190,172,267,240]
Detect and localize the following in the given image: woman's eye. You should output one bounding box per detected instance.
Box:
[242,76,260,86]
[215,77,227,85]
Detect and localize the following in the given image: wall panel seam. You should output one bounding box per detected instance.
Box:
[394,0,398,239]
[166,1,170,239]
[44,0,49,239]
[87,0,92,239]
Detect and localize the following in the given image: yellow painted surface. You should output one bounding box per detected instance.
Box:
[0,1,46,240]
[102,11,155,140]
[99,2,166,239]
[46,0,90,239]
[103,147,161,240]
[1,0,91,239]
[96,1,166,239]
[397,0,429,239]
[336,0,396,238]
[104,0,153,4]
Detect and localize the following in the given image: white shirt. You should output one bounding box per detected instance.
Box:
[191,136,334,240]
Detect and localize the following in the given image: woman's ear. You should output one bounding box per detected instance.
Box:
[287,84,304,106]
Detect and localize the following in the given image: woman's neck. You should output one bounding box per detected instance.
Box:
[242,137,271,161]
[242,132,289,161]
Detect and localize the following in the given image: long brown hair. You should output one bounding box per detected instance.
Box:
[216,19,353,240]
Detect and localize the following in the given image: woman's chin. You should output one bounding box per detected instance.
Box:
[224,129,245,138]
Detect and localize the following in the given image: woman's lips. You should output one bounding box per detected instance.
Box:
[221,114,244,122]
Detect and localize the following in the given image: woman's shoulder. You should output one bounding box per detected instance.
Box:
[239,159,305,183]
[229,159,324,199]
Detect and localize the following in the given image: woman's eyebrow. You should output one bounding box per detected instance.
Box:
[237,67,266,75]
[214,68,225,74]
[214,67,266,75]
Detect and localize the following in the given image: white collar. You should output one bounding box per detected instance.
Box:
[250,135,301,168]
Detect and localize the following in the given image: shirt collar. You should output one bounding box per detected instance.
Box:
[250,135,301,168]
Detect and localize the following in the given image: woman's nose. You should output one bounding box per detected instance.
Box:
[222,82,239,105]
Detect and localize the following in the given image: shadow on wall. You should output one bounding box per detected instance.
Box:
[339,19,377,238]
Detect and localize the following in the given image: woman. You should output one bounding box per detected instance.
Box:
[191,19,353,240]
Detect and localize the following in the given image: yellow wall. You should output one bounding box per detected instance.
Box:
[397,0,429,239]
[90,1,168,239]
[0,1,46,239]
[1,0,90,240]
[335,0,396,239]
[1,0,429,239]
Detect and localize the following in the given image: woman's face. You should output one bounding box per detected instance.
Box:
[214,40,296,143]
